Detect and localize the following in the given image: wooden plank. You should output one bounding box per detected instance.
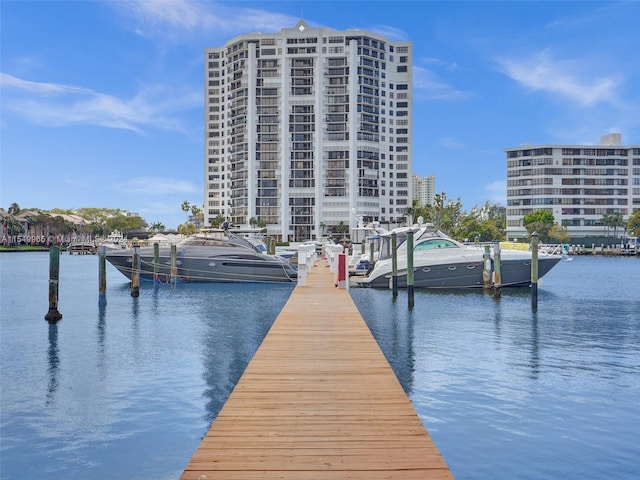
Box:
[180,259,453,479]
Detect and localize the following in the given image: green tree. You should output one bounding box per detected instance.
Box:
[249,217,258,227]
[149,222,165,232]
[404,199,418,226]
[422,192,463,233]
[427,192,447,228]
[105,214,146,233]
[523,209,554,226]
[190,204,203,230]
[627,209,640,236]
[177,222,196,235]
[8,203,21,215]
[451,215,502,243]
[209,214,225,228]
[601,212,625,237]
[548,224,570,243]
[523,210,555,242]
[2,215,24,241]
[334,221,348,235]
[90,222,105,236]
[181,201,191,222]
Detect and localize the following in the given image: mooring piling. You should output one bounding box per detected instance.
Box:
[391,232,398,298]
[130,245,140,298]
[407,230,415,309]
[493,240,502,299]
[98,245,107,303]
[170,244,177,284]
[530,232,539,311]
[153,242,160,283]
[483,244,492,289]
[44,246,63,323]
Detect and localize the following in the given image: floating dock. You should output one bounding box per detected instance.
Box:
[180,259,453,479]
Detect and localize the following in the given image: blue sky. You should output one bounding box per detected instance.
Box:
[2,1,639,229]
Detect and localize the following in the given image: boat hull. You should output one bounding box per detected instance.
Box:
[106,246,297,283]
[354,255,561,289]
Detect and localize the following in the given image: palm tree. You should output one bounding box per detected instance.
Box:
[335,221,348,235]
[190,204,203,230]
[209,214,225,228]
[181,201,191,222]
[610,212,625,238]
[8,203,20,216]
[149,222,165,232]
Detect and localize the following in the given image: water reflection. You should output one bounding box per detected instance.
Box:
[195,283,292,424]
[352,290,416,394]
[97,295,107,380]
[46,324,59,406]
[529,313,540,379]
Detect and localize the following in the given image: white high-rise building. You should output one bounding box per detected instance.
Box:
[412,174,435,207]
[505,134,640,239]
[204,20,413,241]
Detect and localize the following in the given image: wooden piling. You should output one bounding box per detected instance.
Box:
[483,245,491,289]
[98,245,107,297]
[153,242,160,283]
[44,246,63,323]
[493,240,502,299]
[531,232,539,312]
[170,244,177,284]
[391,232,398,298]
[407,231,414,309]
[131,245,140,298]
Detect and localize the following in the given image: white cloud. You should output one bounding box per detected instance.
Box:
[0,73,93,95]
[496,49,622,106]
[423,57,460,72]
[367,25,408,41]
[484,180,507,205]
[439,137,464,149]
[1,73,200,133]
[413,66,472,101]
[113,177,198,195]
[115,0,298,39]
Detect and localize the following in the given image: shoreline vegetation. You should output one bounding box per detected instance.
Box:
[0,245,50,252]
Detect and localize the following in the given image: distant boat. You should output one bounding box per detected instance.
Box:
[352,223,562,289]
[98,230,128,250]
[105,228,297,283]
[68,242,95,255]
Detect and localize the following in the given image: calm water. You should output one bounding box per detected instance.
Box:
[1,252,639,479]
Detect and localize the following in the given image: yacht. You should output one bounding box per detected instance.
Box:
[352,223,562,289]
[105,228,297,283]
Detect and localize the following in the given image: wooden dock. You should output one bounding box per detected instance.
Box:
[180,259,453,479]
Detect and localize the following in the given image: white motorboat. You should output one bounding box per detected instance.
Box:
[98,230,129,250]
[352,223,562,289]
[105,228,297,283]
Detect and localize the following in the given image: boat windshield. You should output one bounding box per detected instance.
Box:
[179,230,261,252]
[414,238,459,250]
[376,225,456,260]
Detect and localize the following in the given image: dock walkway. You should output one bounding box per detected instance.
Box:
[181,259,453,479]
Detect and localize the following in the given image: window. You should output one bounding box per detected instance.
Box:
[414,239,458,250]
